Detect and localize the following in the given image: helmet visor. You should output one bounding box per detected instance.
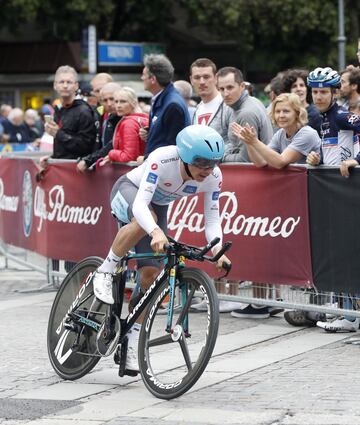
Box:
[191,157,221,169]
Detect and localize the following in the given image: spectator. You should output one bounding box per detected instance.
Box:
[287,67,360,331]
[43,65,98,160]
[2,108,31,144]
[41,65,98,274]
[24,108,43,146]
[97,82,123,147]
[244,81,254,96]
[189,58,231,143]
[266,73,284,113]
[339,66,360,110]
[77,87,148,171]
[90,73,113,106]
[217,66,273,162]
[174,80,197,121]
[307,67,359,166]
[281,69,322,134]
[78,82,97,107]
[189,59,237,312]
[130,54,190,310]
[216,66,279,318]
[137,53,190,163]
[0,104,12,124]
[232,93,321,168]
[40,98,54,117]
[77,82,123,172]
[0,104,12,142]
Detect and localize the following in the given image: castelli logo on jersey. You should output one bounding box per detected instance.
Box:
[167,191,301,240]
[151,163,158,170]
[33,185,103,232]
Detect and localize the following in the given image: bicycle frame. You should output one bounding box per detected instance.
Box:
[66,237,231,358]
[108,250,182,343]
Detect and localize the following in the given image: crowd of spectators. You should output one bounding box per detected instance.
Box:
[1,48,360,335]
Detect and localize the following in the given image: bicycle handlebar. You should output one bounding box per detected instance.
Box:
[164,237,232,276]
[207,241,232,263]
[196,237,220,258]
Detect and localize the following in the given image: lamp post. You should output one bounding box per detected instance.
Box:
[338,0,346,70]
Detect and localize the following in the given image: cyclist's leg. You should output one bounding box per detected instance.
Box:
[132,201,169,314]
[93,176,157,303]
[125,203,168,372]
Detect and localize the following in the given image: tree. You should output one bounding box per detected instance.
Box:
[0,0,359,75]
[179,0,360,73]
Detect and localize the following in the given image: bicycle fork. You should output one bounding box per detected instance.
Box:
[166,262,189,338]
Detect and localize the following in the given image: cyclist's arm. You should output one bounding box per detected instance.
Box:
[204,182,231,270]
[132,163,161,235]
[203,171,223,254]
[336,110,360,132]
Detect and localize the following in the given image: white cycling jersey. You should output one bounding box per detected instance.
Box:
[126,145,223,245]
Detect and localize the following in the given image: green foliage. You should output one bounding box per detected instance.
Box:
[180,0,358,71]
[105,0,174,41]
[1,0,359,72]
[0,0,41,32]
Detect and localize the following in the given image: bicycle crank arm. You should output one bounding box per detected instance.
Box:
[66,312,102,332]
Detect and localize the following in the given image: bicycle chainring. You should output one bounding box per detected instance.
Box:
[96,313,121,357]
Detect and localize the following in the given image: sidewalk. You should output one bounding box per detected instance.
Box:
[1,253,360,425]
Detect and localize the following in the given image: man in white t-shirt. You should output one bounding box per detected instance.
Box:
[189,58,237,313]
[189,58,231,143]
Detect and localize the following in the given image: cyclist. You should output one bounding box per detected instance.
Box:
[93,124,231,372]
[286,67,360,331]
[306,66,360,167]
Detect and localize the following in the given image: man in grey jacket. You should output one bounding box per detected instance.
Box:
[217,66,273,163]
[217,67,282,319]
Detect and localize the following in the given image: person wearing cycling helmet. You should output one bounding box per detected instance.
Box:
[287,67,360,332]
[92,124,231,372]
[306,66,360,167]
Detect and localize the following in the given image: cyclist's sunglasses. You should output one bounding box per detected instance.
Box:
[191,158,221,169]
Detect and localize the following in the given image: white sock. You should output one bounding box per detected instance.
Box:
[127,323,141,346]
[98,248,121,273]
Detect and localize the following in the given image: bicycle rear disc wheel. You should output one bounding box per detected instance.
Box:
[47,256,105,380]
[138,267,219,399]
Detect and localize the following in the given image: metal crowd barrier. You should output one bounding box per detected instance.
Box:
[0,152,359,320]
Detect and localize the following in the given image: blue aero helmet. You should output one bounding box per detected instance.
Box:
[176,125,224,169]
[307,67,341,88]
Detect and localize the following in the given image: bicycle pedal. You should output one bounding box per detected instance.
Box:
[117,338,128,377]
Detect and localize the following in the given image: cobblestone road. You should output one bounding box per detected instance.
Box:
[0,253,360,425]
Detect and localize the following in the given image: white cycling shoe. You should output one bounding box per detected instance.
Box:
[93,271,114,304]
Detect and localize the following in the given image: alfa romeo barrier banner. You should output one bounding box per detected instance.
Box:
[308,167,360,293]
[0,158,127,261]
[168,164,312,286]
[0,158,312,285]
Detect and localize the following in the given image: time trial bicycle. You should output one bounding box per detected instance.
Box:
[47,236,231,399]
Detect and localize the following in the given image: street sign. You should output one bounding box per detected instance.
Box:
[98,42,165,66]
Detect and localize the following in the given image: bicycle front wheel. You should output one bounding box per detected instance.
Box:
[47,256,105,380]
[138,267,219,399]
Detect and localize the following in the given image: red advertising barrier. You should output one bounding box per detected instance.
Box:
[0,158,312,286]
